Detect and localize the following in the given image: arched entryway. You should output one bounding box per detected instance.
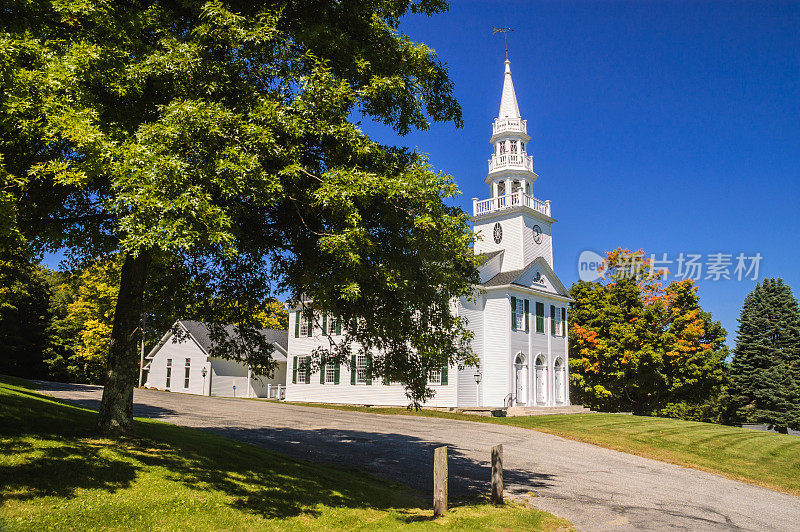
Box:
[554,357,566,404]
[514,353,528,405]
[535,355,547,405]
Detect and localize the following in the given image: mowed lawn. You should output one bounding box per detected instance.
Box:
[0,377,571,531]
[286,402,800,496]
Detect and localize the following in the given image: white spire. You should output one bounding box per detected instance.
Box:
[498,59,521,119]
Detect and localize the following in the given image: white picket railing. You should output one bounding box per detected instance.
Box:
[493,118,527,135]
[473,191,551,218]
[488,153,533,173]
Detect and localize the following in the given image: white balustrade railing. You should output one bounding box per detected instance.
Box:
[488,154,533,173]
[493,118,527,135]
[473,191,551,218]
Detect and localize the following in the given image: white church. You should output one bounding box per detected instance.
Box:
[284,58,572,408]
[145,58,573,409]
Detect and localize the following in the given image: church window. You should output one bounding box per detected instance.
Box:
[165,358,172,388]
[510,140,518,154]
[324,363,337,384]
[497,181,506,196]
[551,305,558,336]
[511,297,529,331]
[535,302,545,333]
[499,141,506,155]
[184,358,191,389]
[521,141,525,153]
[562,308,567,337]
[355,354,368,384]
[428,368,441,384]
[525,181,531,195]
[512,180,522,193]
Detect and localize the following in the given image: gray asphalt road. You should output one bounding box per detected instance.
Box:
[35,381,800,531]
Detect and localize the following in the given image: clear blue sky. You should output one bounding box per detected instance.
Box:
[359,0,800,347]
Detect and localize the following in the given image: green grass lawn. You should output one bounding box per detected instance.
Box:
[285,402,800,496]
[0,376,571,531]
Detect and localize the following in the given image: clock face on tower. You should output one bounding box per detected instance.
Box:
[532,224,542,244]
[493,222,503,244]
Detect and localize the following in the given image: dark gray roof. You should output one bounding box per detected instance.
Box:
[476,250,503,265]
[179,320,288,352]
[482,268,526,287]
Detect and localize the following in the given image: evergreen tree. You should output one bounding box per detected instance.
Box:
[729,278,800,433]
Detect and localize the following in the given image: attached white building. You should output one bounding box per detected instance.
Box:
[285,58,572,408]
[144,320,289,398]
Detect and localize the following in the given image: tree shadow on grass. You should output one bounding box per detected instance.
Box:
[2,384,555,522]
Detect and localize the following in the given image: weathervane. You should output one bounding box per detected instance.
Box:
[492,26,514,60]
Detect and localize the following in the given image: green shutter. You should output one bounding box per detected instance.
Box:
[334,363,340,384]
[294,311,300,338]
[562,307,567,337]
[524,299,530,332]
[320,361,326,384]
[365,353,372,385]
[533,302,543,333]
[322,314,328,335]
[335,318,342,335]
[305,356,311,384]
[351,355,357,385]
[441,366,448,386]
[292,356,298,384]
[510,296,517,331]
[551,305,556,335]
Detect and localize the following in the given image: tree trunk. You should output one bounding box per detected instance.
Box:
[97,250,152,436]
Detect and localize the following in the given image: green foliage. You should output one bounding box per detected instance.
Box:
[0,248,51,378]
[568,249,728,419]
[42,256,121,383]
[728,278,800,433]
[2,0,478,410]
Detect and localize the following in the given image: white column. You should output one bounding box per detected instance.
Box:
[546,306,553,406]
[246,366,252,398]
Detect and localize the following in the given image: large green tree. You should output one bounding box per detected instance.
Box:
[569,249,728,419]
[728,278,800,433]
[2,0,478,434]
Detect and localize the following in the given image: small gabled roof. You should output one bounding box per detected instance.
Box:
[180,320,289,353]
[476,250,503,265]
[481,257,571,299]
[147,320,288,362]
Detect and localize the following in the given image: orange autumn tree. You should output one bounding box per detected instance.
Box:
[568,248,728,420]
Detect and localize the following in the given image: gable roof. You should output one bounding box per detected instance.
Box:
[475,250,503,265]
[147,320,288,361]
[480,257,571,299]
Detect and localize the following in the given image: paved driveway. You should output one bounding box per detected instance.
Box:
[36,382,800,531]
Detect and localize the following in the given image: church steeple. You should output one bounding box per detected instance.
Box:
[498,60,521,119]
[485,59,537,197]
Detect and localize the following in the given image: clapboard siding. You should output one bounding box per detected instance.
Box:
[457,293,485,407]
[481,293,510,406]
[145,335,210,396]
[522,216,553,268]
[286,309,457,406]
[473,211,525,271]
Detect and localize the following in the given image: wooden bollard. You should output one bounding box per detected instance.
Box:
[491,444,503,504]
[433,446,448,517]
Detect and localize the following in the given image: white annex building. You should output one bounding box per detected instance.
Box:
[144,320,289,399]
[285,59,572,408]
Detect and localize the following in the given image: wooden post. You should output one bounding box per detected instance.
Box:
[491,444,503,505]
[433,446,448,517]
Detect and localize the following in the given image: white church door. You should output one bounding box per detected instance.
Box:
[554,358,565,404]
[535,355,547,405]
[514,353,528,405]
